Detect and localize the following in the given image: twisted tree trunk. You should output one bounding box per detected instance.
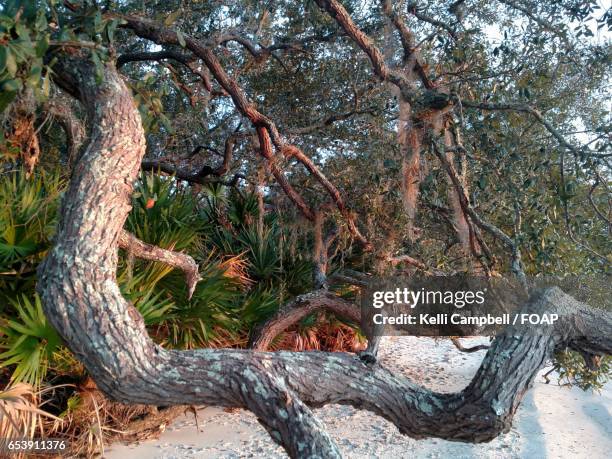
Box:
[38,57,612,458]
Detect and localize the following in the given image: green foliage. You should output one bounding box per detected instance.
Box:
[121,274,175,326]
[0,294,60,386]
[131,73,174,134]
[0,170,62,298]
[237,226,281,282]
[0,2,51,111]
[126,172,202,250]
[0,170,315,383]
[552,351,611,392]
[163,265,242,348]
[0,0,129,112]
[202,189,313,294]
[240,287,279,327]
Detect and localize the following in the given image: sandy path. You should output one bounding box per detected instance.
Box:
[107,337,611,458]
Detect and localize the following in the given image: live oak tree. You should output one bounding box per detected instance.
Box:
[1,0,611,457]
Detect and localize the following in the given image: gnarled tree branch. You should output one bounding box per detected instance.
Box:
[118,230,200,299]
[43,96,86,167]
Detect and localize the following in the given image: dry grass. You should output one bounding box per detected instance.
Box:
[219,253,254,289]
[41,379,152,457]
[272,314,366,353]
[0,383,62,457]
[0,378,184,457]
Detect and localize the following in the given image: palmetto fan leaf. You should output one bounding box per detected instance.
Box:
[0,295,61,387]
[0,170,61,277]
[237,226,280,282]
[125,172,202,251]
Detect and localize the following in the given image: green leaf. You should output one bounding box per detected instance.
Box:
[94,11,103,33]
[2,78,22,92]
[0,90,16,113]
[35,9,48,31]
[176,30,186,48]
[158,112,174,133]
[164,10,181,26]
[5,49,17,76]
[35,35,49,57]
[105,19,118,43]
[91,51,104,84]
[27,65,42,87]
[0,46,6,73]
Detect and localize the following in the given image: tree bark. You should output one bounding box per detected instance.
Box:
[399,96,423,241]
[248,290,360,351]
[44,96,86,167]
[118,230,200,299]
[38,57,612,458]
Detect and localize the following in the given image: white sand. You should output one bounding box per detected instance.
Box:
[107,337,611,458]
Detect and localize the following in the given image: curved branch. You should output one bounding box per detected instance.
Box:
[248,290,361,351]
[387,254,430,271]
[116,50,196,68]
[140,132,241,187]
[141,160,246,187]
[119,230,201,299]
[315,0,411,90]
[588,176,611,228]
[214,135,235,175]
[214,31,268,58]
[43,97,86,167]
[406,2,458,39]
[451,337,490,353]
[117,49,223,96]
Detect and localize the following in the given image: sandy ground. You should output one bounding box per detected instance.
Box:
[107,337,611,458]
